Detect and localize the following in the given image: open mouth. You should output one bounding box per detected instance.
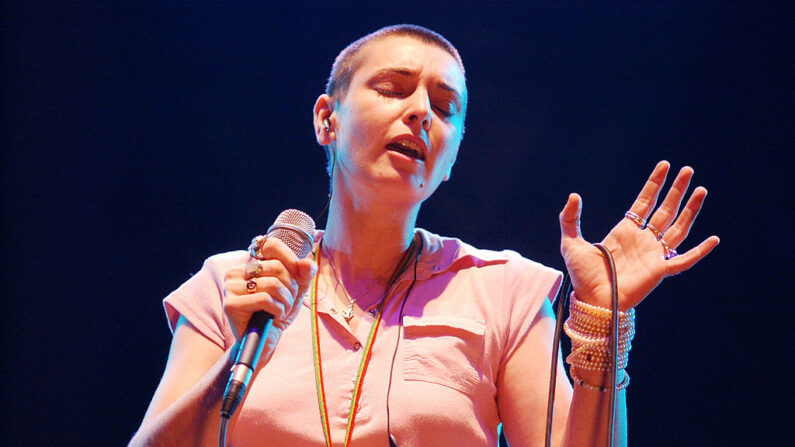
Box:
[386,139,425,161]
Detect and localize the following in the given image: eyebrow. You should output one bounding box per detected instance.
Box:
[371,67,465,110]
[436,82,464,111]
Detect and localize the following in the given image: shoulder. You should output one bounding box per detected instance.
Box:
[417,227,561,281]
[199,250,250,278]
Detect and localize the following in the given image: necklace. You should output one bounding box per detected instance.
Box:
[311,237,417,447]
[322,243,396,321]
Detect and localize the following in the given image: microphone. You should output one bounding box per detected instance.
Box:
[221,209,315,419]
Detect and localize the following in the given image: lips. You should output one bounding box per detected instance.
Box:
[386,136,427,161]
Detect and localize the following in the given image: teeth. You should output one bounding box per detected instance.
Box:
[389,139,424,160]
[396,139,423,153]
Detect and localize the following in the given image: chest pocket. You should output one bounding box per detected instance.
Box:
[402,314,486,395]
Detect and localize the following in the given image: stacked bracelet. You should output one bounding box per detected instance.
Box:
[564,293,636,378]
[570,368,630,392]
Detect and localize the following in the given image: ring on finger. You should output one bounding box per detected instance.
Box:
[646,223,664,241]
[624,211,646,229]
[244,259,262,279]
[659,238,679,260]
[248,235,267,260]
[246,279,257,292]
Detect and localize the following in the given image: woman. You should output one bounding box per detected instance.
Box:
[130,25,718,446]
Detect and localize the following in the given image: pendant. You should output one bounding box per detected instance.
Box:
[342,301,355,320]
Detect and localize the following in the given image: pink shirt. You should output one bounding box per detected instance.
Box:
[164,228,565,446]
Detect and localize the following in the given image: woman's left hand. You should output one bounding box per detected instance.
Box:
[559,160,720,310]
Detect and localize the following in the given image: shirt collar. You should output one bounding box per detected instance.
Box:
[413,227,510,280]
[312,228,509,283]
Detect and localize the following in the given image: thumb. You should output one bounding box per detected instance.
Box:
[295,257,318,295]
[559,193,583,240]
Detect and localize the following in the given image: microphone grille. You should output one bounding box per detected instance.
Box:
[266,209,316,259]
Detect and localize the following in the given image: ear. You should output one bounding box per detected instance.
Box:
[313,94,335,146]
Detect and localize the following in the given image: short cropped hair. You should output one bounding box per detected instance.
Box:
[326,24,465,102]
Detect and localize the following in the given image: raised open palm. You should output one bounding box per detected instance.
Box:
[559,161,720,310]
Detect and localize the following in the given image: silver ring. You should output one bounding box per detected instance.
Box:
[244,259,262,280]
[624,211,646,229]
[248,235,267,260]
[659,238,678,260]
[646,223,664,241]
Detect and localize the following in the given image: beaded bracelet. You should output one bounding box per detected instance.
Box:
[564,320,636,346]
[567,313,635,330]
[570,368,630,392]
[570,294,635,320]
[564,293,636,372]
[568,348,631,371]
[563,320,635,349]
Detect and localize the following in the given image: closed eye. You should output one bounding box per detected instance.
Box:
[434,104,454,118]
[376,88,401,96]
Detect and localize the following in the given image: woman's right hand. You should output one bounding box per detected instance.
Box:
[131,239,318,446]
[223,237,317,363]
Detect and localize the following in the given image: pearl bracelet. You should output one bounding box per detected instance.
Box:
[564,320,636,346]
[567,313,635,330]
[570,294,635,320]
[570,367,630,392]
[564,293,636,372]
[568,347,631,371]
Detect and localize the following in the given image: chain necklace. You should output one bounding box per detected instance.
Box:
[321,243,394,321]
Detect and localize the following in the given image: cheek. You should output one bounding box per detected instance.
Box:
[339,105,385,149]
[436,129,461,166]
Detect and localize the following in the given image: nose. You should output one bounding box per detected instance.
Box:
[404,89,432,132]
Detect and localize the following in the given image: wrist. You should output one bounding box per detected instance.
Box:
[572,289,632,312]
[573,366,625,387]
[569,367,629,393]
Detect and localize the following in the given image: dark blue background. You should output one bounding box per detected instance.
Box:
[2,2,791,446]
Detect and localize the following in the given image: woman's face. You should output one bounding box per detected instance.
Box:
[328,35,467,205]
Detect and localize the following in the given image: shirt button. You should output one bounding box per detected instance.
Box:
[368,309,377,317]
[353,342,362,351]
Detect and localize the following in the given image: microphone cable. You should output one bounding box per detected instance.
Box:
[543,242,619,447]
[219,413,229,447]
[543,273,571,447]
[385,234,423,447]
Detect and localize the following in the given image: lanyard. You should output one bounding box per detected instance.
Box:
[310,238,415,447]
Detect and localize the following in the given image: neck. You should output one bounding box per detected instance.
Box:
[322,189,419,290]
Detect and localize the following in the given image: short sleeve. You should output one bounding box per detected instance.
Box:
[498,252,563,370]
[162,251,248,351]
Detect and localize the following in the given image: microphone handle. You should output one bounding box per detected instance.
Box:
[221,311,273,418]
[219,208,315,421]
[236,311,273,369]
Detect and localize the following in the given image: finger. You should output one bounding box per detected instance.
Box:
[279,292,306,329]
[647,166,693,233]
[295,257,318,295]
[226,277,295,320]
[226,262,298,298]
[628,160,670,219]
[664,235,720,277]
[258,237,302,275]
[227,294,289,336]
[559,193,583,240]
[663,186,707,248]
[284,258,317,318]
[254,259,299,297]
